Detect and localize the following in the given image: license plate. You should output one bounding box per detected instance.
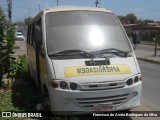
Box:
[92,103,113,111]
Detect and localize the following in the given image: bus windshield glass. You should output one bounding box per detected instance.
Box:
[46,11,132,56]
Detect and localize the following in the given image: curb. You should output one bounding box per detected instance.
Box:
[137,57,160,64]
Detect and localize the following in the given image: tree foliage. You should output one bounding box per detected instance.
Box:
[117,13,160,42]
[125,14,137,24]
[0,7,5,87]
[143,19,154,25]
[117,14,137,24]
[0,7,21,88]
[24,17,32,26]
[118,13,157,25]
[117,15,125,20]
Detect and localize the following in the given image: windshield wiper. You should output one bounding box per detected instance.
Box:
[49,49,94,58]
[90,48,132,57]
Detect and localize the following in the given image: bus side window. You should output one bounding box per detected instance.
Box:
[29,24,34,46]
[34,19,44,57]
[27,25,33,46]
[34,19,42,46]
[32,24,36,47]
[27,26,30,44]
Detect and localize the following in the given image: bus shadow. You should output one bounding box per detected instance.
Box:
[11,78,42,112]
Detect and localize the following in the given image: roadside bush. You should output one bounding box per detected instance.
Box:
[0,7,21,88]
[16,55,30,80]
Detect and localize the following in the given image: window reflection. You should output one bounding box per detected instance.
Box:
[89,27,104,47]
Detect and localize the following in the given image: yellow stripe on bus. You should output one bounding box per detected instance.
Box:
[64,64,131,78]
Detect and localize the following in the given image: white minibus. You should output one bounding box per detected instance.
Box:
[27,6,142,114]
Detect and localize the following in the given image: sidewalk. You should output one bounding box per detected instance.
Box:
[135,49,160,64]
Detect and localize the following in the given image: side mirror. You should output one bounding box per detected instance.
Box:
[34,26,42,45]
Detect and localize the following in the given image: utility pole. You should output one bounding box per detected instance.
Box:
[28,9,30,17]
[7,0,12,23]
[95,0,100,7]
[39,4,40,12]
[56,0,59,6]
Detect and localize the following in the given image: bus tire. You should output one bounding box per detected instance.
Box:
[42,90,51,111]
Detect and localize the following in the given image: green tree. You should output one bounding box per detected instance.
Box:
[24,17,32,26]
[143,19,154,25]
[125,14,137,24]
[0,7,21,88]
[117,15,125,20]
[0,7,5,87]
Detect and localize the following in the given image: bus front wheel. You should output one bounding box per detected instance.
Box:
[42,90,51,111]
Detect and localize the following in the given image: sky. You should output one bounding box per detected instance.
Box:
[1,0,160,22]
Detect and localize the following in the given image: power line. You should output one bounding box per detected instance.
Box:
[13,5,37,10]
[95,0,100,7]
[28,9,30,17]
[39,4,40,12]
[135,10,160,14]
[53,0,59,6]
[56,0,58,6]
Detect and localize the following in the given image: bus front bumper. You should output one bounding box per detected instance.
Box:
[49,82,142,114]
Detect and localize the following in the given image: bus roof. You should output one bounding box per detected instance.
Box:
[29,6,112,25]
[44,6,112,13]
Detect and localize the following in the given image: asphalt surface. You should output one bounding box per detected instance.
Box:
[14,39,27,56]
[138,60,160,111]
[136,44,156,52]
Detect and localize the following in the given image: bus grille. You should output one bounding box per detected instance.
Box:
[75,94,129,108]
[78,81,125,91]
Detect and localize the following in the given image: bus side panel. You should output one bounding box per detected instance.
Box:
[39,54,49,93]
[27,44,38,86]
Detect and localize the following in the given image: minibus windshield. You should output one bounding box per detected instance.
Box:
[46,11,132,57]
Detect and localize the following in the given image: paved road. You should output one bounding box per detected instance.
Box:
[14,39,27,56]
[136,44,155,51]
[138,60,160,111]
[14,28,27,56]
[129,60,160,120]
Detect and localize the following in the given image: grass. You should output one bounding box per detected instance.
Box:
[16,55,30,80]
[18,55,28,72]
[0,79,41,120]
[0,91,19,111]
[0,82,41,120]
[140,40,155,46]
[0,55,40,120]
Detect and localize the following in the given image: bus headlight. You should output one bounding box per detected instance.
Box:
[126,78,133,86]
[134,76,139,83]
[60,81,68,89]
[70,83,77,90]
